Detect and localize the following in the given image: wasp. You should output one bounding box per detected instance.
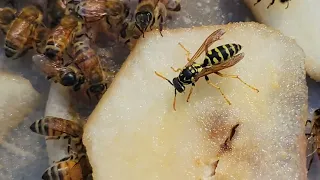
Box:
[30,116,84,153]
[254,0,291,9]
[135,0,166,37]
[42,153,92,180]
[0,5,44,59]
[305,108,320,170]
[155,29,259,110]
[70,31,108,99]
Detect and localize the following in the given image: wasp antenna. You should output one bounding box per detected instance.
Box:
[155,71,173,86]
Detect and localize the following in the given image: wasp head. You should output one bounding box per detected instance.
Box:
[172,77,185,93]
[135,11,153,33]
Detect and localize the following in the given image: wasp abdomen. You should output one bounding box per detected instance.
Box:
[202,44,242,67]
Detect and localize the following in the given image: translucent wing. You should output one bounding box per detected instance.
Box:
[45,116,83,137]
[77,1,107,17]
[32,54,61,78]
[184,28,226,68]
[194,53,244,81]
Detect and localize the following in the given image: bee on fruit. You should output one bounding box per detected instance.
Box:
[155,29,259,110]
[305,108,320,170]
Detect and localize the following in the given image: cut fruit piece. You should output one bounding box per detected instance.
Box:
[83,22,308,180]
[0,71,40,143]
[243,0,320,81]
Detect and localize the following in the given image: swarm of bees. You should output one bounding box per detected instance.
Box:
[0,0,182,101]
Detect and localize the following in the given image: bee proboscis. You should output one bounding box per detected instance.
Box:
[155,29,259,110]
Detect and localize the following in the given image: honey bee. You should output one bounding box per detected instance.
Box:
[30,116,84,153]
[1,5,44,59]
[104,0,130,32]
[305,108,320,170]
[41,14,83,63]
[254,0,290,9]
[135,0,164,37]
[70,32,108,99]
[0,7,16,34]
[155,29,259,110]
[42,153,92,180]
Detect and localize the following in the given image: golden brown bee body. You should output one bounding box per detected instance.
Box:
[47,0,67,28]
[43,14,83,63]
[42,154,92,180]
[306,108,320,170]
[0,7,17,34]
[72,33,107,99]
[3,5,43,59]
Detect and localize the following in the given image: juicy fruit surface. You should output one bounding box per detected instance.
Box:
[84,22,308,180]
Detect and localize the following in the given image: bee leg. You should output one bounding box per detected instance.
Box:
[214,72,259,93]
[186,84,194,102]
[158,14,164,37]
[67,136,72,154]
[308,156,314,171]
[285,1,290,9]
[45,136,62,140]
[205,76,231,105]
[170,67,182,72]
[253,0,262,6]
[178,42,191,61]
[305,119,312,126]
[267,0,275,8]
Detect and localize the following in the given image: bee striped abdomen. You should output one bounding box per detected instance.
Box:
[42,159,76,180]
[202,44,242,67]
[4,40,18,57]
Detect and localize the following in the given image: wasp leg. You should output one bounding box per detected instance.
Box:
[178,42,191,61]
[214,72,259,93]
[186,84,195,102]
[173,89,177,111]
[205,76,231,105]
[254,0,262,6]
[267,0,276,8]
[170,67,182,72]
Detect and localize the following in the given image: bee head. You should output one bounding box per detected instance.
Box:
[60,71,77,86]
[172,77,185,93]
[0,8,16,26]
[135,11,153,33]
[314,109,320,122]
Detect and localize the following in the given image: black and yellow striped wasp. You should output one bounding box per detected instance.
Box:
[155,28,259,111]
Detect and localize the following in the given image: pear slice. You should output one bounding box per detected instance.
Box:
[243,0,320,81]
[83,22,308,180]
[0,71,40,143]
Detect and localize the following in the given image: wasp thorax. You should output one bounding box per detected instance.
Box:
[135,11,153,31]
[172,77,185,93]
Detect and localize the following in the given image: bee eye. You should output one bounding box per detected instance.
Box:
[61,72,77,86]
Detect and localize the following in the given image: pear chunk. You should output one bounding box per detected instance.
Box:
[0,71,40,143]
[83,22,308,180]
[243,0,320,81]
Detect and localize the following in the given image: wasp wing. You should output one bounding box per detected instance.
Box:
[184,28,226,68]
[194,53,244,81]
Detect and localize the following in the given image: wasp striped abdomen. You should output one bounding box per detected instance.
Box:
[202,44,242,67]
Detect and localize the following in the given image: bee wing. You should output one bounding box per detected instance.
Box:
[45,116,83,137]
[184,29,226,68]
[32,54,61,76]
[194,53,244,81]
[78,1,107,17]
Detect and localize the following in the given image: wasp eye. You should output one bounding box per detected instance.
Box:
[61,72,77,86]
